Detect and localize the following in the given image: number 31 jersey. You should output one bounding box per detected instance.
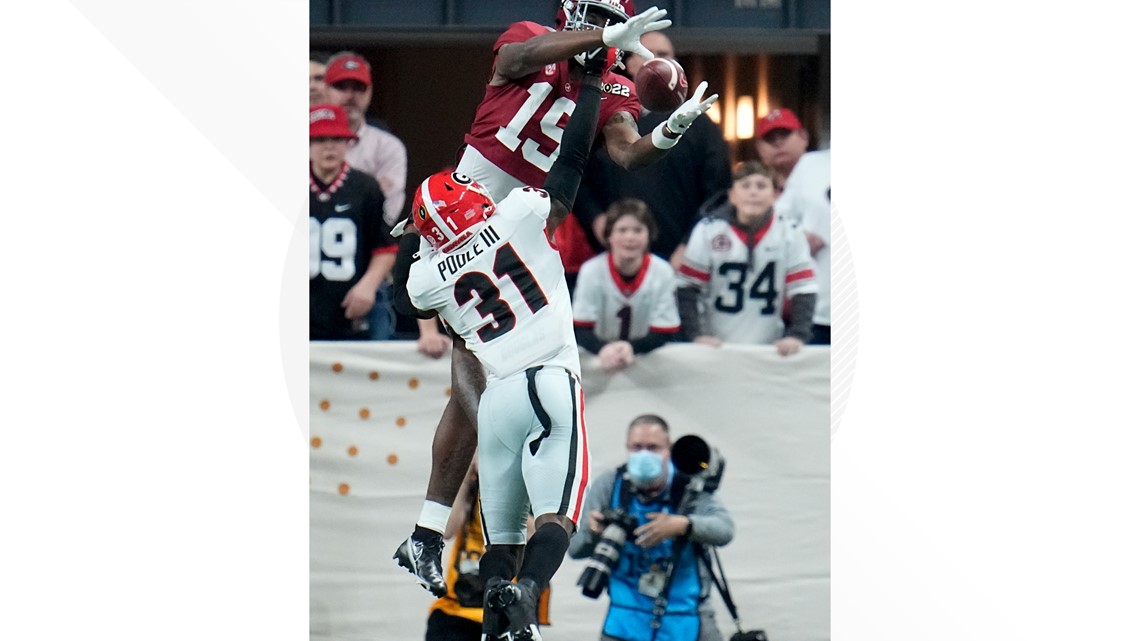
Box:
[408,187,580,381]
[677,214,819,344]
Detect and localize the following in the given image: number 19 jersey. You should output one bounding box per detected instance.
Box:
[463,21,640,190]
[407,187,580,381]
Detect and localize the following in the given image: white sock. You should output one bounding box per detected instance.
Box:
[416,500,451,535]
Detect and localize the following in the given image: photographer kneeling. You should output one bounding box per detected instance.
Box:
[568,414,735,641]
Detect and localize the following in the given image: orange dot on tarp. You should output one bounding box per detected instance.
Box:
[332,362,343,373]
[310,437,322,448]
[359,408,371,419]
[319,400,330,411]
[347,445,359,457]
[408,377,419,389]
[395,417,407,427]
[338,483,350,495]
[386,454,399,465]
[444,387,452,397]
[369,371,380,381]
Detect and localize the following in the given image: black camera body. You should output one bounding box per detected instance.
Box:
[577,507,639,599]
[730,631,768,641]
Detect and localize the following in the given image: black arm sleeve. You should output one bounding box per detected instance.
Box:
[677,285,703,341]
[574,325,607,354]
[784,293,817,342]
[544,77,603,212]
[391,233,435,320]
[628,329,672,355]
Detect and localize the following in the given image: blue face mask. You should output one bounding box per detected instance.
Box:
[627,450,665,487]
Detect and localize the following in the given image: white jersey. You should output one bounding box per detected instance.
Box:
[775,150,831,325]
[408,187,580,381]
[572,252,680,342]
[677,213,819,344]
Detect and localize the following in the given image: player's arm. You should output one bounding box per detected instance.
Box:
[604,81,719,171]
[542,52,605,237]
[493,8,669,83]
[391,233,435,320]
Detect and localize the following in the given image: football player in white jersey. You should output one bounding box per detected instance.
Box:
[677,161,818,356]
[392,45,705,641]
[572,198,680,371]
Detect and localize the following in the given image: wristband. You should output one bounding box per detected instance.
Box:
[651,121,681,149]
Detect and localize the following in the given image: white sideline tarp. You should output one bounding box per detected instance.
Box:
[311,342,829,641]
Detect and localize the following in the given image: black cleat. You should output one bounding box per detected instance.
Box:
[486,577,542,641]
[481,577,510,641]
[393,531,447,597]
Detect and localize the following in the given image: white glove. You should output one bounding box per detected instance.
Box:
[667,80,718,135]
[602,6,671,60]
[650,81,719,149]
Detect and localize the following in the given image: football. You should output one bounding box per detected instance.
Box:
[634,58,688,113]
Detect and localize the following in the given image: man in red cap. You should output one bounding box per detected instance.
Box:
[753,107,809,186]
[309,104,397,340]
[324,51,408,229]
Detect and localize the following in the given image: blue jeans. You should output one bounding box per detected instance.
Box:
[367,280,395,341]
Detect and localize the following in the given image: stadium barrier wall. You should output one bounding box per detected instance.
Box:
[310,342,829,641]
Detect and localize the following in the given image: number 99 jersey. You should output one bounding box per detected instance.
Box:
[407,187,580,381]
[677,213,818,344]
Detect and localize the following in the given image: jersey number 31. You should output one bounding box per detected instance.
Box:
[454,243,550,342]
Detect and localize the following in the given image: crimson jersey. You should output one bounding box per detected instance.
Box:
[572,253,680,341]
[407,187,579,381]
[462,21,641,191]
[677,214,818,344]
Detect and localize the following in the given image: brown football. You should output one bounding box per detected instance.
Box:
[634,58,688,113]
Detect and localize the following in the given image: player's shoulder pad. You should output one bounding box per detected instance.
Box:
[499,186,553,221]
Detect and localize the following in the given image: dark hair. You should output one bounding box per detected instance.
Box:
[603,198,659,243]
[629,414,670,434]
[310,50,332,65]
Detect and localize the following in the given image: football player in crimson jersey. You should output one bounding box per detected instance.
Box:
[455,1,717,200]
[390,0,720,607]
[677,161,818,356]
[572,198,680,372]
[391,48,612,641]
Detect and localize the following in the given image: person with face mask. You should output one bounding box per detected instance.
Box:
[568,414,735,641]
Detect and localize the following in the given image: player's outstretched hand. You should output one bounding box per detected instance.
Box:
[666,80,718,135]
[602,6,671,60]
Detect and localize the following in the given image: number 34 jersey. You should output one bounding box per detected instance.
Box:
[408,187,580,381]
[677,214,819,345]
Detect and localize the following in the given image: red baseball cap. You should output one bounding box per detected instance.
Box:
[755,108,803,138]
[324,54,372,87]
[310,104,358,140]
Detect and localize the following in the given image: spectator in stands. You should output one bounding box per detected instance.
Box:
[324,51,409,340]
[309,104,397,340]
[310,51,330,106]
[776,149,831,345]
[752,108,809,186]
[676,161,817,356]
[425,458,552,641]
[576,31,732,270]
[573,199,680,372]
[568,414,733,641]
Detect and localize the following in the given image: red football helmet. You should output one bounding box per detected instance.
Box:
[555,0,633,31]
[409,171,496,252]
